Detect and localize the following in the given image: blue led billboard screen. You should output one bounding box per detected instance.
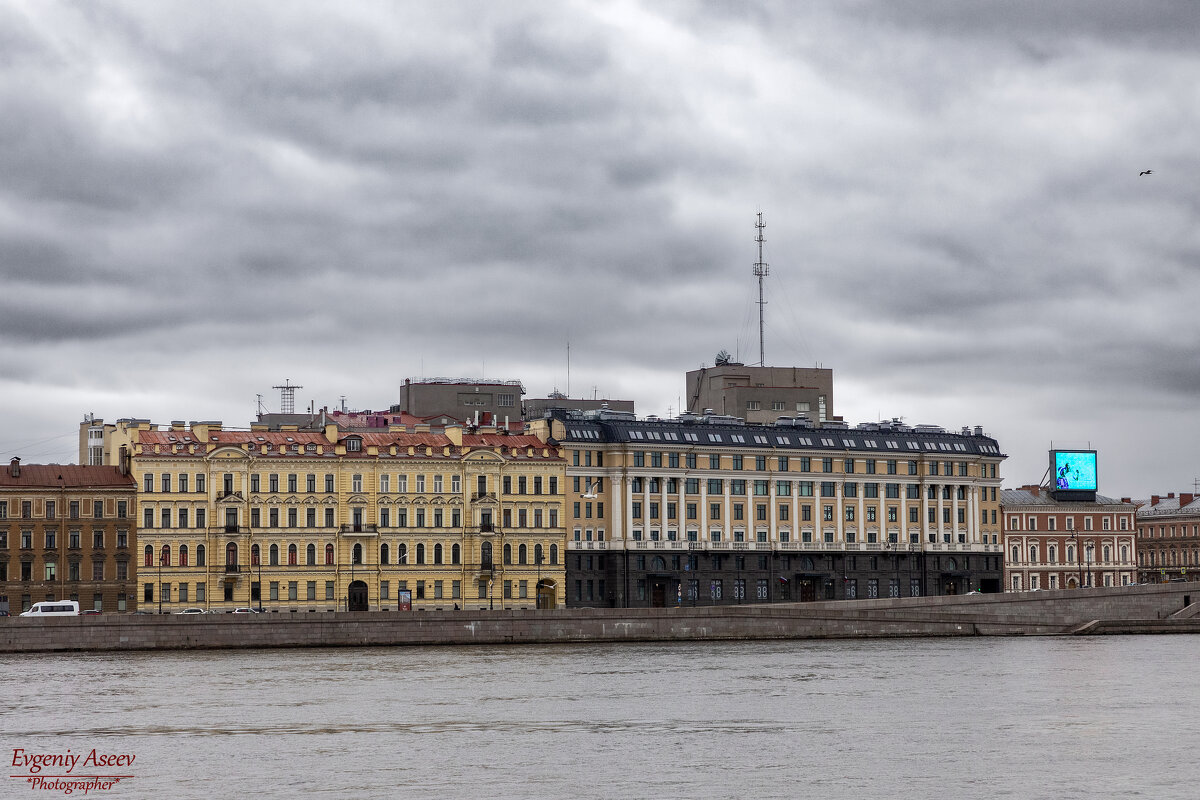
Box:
[1053,451,1098,492]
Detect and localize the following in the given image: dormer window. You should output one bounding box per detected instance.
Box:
[346,438,362,452]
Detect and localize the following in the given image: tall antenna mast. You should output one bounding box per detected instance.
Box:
[753,211,769,367]
[273,379,302,415]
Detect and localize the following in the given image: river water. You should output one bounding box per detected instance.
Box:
[2,636,1197,799]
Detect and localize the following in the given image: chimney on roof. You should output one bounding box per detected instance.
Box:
[1168,492,1176,499]
[1121,497,1131,504]
[9,457,19,478]
[1181,493,1195,507]
[1151,495,1160,506]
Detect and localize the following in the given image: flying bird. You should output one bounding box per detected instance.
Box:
[1139,170,1153,176]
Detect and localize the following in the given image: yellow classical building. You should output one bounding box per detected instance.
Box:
[84,419,565,612]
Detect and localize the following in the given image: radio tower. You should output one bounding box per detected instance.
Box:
[273,379,303,414]
[753,211,769,367]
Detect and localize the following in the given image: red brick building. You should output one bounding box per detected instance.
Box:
[0,458,138,614]
[1136,492,1200,583]
[1002,485,1137,591]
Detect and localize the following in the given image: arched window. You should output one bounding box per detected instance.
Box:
[250,544,259,566]
[196,544,206,567]
[1029,545,1037,564]
[1066,545,1075,564]
[161,544,171,566]
[416,543,425,565]
[306,543,316,565]
[1103,545,1111,563]
[398,543,407,564]
[451,543,460,565]
[325,543,334,565]
[504,543,512,565]
[225,542,237,566]
[652,556,666,570]
[1011,546,1020,563]
[270,544,279,566]
[353,543,363,565]
[550,544,558,565]
[534,544,544,565]
[180,545,189,567]
[434,543,443,565]
[381,543,390,565]
[288,544,297,565]
[519,543,527,565]
[144,545,153,567]
[1121,545,1128,564]
[481,541,492,568]
[1048,545,1057,564]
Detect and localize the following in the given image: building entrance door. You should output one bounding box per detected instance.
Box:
[799,579,817,602]
[651,581,667,607]
[348,580,369,611]
[536,580,557,609]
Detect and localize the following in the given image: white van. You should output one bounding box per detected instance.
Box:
[19,601,80,617]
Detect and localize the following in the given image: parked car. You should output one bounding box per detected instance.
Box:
[81,609,102,615]
[175,608,207,615]
[230,607,260,614]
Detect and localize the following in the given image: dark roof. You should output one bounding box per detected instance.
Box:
[0,464,135,489]
[1000,488,1132,508]
[559,418,1003,456]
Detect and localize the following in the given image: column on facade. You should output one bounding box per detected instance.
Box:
[615,474,628,542]
[769,476,778,543]
[722,478,731,541]
[835,481,844,544]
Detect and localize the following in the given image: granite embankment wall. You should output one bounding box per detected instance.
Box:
[2,584,1198,653]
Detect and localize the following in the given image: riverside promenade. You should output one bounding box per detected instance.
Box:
[3,583,1199,654]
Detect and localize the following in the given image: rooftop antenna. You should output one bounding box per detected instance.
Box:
[273,379,302,415]
[255,394,266,417]
[753,210,769,368]
[566,341,571,398]
[339,396,348,413]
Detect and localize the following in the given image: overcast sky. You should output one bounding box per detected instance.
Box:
[1,1,1197,498]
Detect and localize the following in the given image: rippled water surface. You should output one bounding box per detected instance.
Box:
[2,636,1199,798]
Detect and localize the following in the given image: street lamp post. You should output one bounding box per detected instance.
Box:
[1080,532,1089,587]
[1086,543,1094,588]
[157,546,163,614]
[256,547,263,612]
[535,548,543,609]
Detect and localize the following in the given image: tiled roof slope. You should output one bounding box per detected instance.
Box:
[0,464,135,489]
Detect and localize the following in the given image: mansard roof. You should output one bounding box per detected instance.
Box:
[557,416,1003,457]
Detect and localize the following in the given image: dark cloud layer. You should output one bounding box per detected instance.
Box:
[0,1,1198,496]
